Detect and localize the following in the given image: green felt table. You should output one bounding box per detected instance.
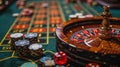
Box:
[0,0,120,67]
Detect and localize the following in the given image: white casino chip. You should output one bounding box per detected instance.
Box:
[15,40,30,46]
[10,33,23,38]
[78,15,85,18]
[69,15,77,19]
[75,13,83,16]
[29,43,42,50]
[12,13,19,17]
[25,33,37,38]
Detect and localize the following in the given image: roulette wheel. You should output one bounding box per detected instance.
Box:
[96,0,120,8]
[56,6,120,66]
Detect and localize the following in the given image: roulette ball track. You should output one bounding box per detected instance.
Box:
[56,6,120,66]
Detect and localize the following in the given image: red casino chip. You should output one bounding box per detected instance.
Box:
[50,28,56,32]
[33,20,46,24]
[21,8,33,16]
[13,24,28,29]
[30,28,46,33]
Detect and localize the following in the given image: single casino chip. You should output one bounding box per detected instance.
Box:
[24,33,37,38]
[40,57,52,63]
[29,43,42,50]
[21,8,33,16]
[10,33,23,38]
[12,13,19,17]
[69,15,77,19]
[15,40,30,46]
[75,13,83,16]
[44,60,55,66]
[78,15,86,18]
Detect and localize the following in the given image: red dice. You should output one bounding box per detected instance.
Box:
[53,51,67,65]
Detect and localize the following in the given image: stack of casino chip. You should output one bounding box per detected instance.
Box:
[10,32,43,58]
[75,13,85,18]
[69,13,85,19]
[69,14,77,19]
[10,33,23,50]
[28,43,43,58]
[24,33,38,44]
[15,39,30,57]
[69,13,93,20]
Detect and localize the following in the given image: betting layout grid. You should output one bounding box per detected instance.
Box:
[0,0,92,61]
[0,1,63,51]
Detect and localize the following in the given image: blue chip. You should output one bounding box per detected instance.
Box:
[15,40,30,46]
[40,57,52,63]
[25,33,37,38]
